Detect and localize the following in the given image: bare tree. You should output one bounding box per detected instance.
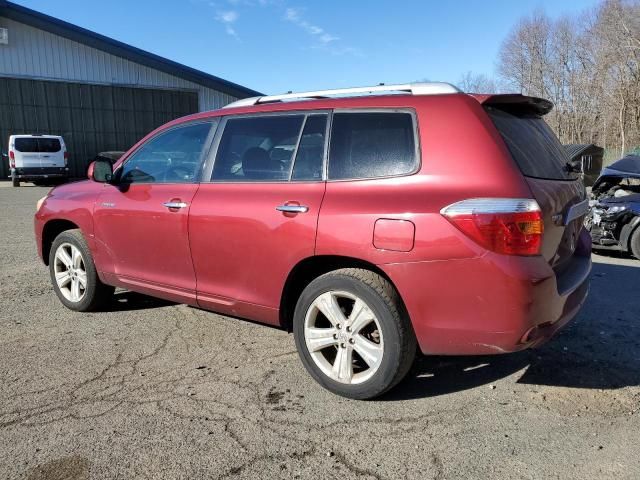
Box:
[457,71,498,93]
[497,0,640,161]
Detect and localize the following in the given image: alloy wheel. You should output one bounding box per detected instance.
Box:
[304,290,384,385]
[53,242,87,303]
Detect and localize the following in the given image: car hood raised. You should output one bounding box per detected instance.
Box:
[593,155,640,191]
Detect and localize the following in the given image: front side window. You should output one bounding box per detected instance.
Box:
[119,122,214,184]
[212,115,305,181]
[329,112,417,180]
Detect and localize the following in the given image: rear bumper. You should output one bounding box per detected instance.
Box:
[381,228,592,355]
[11,167,69,180]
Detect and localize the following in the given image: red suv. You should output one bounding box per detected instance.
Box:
[34,83,591,399]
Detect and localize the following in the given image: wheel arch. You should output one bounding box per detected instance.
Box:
[41,219,80,266]
[279,255,406,331]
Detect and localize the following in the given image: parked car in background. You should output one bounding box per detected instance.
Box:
[34,82,591,399]
[586,154,640,259]
[7,134,69,187]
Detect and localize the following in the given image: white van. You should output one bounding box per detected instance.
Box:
[7,134,69,186]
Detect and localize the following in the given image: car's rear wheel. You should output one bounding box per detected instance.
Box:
[630,227,640,260]
[293,268,416,399]
[49,229,114,311]
[12,175,19,187]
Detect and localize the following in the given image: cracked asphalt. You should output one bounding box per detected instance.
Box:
[1,184,639,480]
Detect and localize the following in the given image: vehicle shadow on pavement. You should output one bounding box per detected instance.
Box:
[103,290,176,312]
[383,260,640,401]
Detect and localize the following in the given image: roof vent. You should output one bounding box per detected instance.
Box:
[0,28,8,45]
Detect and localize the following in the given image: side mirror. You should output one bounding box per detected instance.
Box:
[88,159,113,183]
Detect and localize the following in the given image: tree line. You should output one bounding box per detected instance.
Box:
[461,0,640,163]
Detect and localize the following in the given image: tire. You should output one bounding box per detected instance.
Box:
[630,227,640,260]
[12,176,19,187]
[48,229,115,311]
[293,268,417,400]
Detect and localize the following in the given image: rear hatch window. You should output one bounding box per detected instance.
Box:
[14,138,40,152]
[38,138,62,152]
[485,107,577,181]
[14,137,62,153]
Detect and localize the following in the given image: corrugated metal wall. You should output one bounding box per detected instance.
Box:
[0,14,246,180]
[0,16,239,111]
[0,77,199,178]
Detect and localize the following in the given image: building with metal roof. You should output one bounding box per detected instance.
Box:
[0,0,261,178]
[564,143,604,186]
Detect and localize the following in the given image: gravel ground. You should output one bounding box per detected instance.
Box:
[0,183,639,480]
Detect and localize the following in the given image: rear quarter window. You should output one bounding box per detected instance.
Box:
[329,112,417,180]
[486,108,576,181]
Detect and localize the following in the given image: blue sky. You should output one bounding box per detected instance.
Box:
[18,0,601,94]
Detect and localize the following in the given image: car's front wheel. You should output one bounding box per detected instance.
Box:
[293,268,416,399]
[49,229,114,311]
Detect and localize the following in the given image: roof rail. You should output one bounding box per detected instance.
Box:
[222,82,461,109]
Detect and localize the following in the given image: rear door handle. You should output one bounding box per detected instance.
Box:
[276,204,309,214]
[163,201,188,209]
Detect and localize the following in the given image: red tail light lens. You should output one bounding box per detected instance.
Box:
[64,151,68,166]
[9,150,15,168]
[441,198,544,256]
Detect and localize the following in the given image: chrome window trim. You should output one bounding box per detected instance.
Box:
[326,108,422,182]
[201,109,332,184]
[113,119,219,185]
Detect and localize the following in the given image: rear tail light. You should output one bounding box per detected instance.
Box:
[64,151,68,166]
[441,198,543,256]
[9,150,15,168]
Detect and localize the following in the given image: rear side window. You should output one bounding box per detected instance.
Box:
[486,108,577,181]
[212,115,305,181]
[329,112,417,180]
[14,138,61,152]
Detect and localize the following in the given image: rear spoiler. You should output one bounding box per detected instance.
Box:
[470,94,554,116]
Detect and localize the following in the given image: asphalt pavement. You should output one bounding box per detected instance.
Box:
[1,183,639,479]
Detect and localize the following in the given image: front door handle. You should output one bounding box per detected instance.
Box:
[276,204,309,214]
[163,201,188,209]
